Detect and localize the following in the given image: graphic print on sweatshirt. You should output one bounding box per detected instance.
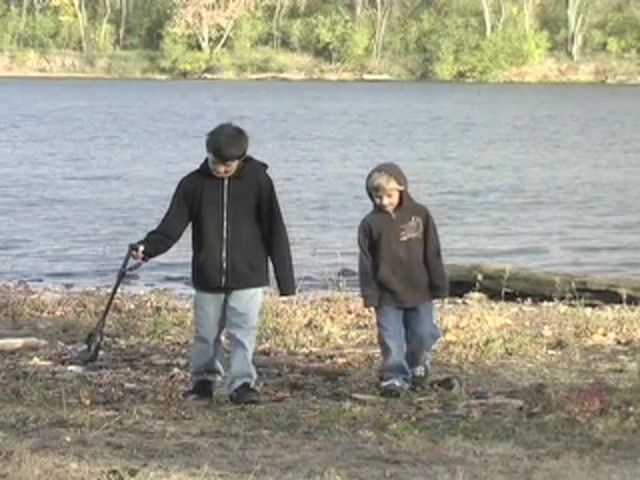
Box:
[399,216,423,242]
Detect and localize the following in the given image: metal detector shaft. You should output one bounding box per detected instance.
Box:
[92,244,136,335]
[77,244,140,364]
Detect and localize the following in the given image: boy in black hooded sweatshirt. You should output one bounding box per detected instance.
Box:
[132,123,296,404]
[357,162,448,397]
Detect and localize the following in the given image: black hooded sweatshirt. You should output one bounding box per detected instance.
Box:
[358,162,448,308]
[138,156,296,295]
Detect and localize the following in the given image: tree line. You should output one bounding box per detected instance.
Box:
[1,0,638,79]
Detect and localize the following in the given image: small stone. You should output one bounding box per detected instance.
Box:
[67,365,86,374]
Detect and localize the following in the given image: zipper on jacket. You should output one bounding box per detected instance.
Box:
[221,178,229,287]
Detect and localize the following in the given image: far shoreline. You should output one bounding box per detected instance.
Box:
[2,47,638,85]
[1,68,638,86]
[1,74,638,86]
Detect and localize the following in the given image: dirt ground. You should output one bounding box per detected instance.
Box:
[1,287,638,479]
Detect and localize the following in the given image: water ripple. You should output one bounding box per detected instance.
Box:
[1,79,638,290]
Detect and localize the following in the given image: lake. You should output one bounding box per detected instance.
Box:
[0,79,638,292]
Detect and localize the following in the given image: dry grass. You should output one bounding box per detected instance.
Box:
[499,56,640,84]
[1,284,639,479]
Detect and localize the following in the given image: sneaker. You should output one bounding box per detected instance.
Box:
[410,365,429,391]
[430,375,463,393]
[186,379,214,400]
[379,379,408,398]
[229,382,260,405]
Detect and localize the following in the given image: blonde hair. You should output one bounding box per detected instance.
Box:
[367,171,404,195]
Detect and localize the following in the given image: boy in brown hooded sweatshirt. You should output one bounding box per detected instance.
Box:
[357,162,448,396]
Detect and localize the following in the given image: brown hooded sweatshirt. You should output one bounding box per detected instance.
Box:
[357,162,448,308]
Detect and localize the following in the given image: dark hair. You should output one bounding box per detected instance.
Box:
[206,123,249,163]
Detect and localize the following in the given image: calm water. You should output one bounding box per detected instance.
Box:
[0,79,638,292]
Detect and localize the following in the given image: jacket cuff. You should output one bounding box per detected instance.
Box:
[278,283,297,296]
[363,296,378,308]
[430,285,449,299]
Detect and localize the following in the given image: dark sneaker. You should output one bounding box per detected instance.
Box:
[186,379,213,400]
[429,375,463,393]
[229,382,260,405]
[410,365,429,391]
[379,379,408,398]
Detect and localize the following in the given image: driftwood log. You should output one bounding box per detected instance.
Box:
[0,337,48,352]
[447,264,640,306]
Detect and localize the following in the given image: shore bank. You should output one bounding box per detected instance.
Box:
[4,261,639,307]
[1,51,638,84]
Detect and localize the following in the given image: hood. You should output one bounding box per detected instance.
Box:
[365,162,412,205]
[198,155,268,178]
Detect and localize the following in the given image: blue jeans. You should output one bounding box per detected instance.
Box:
[375,302,441,385]
[190,288,264,394]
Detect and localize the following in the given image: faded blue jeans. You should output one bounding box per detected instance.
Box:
[190,288,264,394]
[375,301,441,386]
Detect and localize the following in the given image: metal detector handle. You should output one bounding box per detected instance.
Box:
[124,244,144,273]
[129,242,148,259]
